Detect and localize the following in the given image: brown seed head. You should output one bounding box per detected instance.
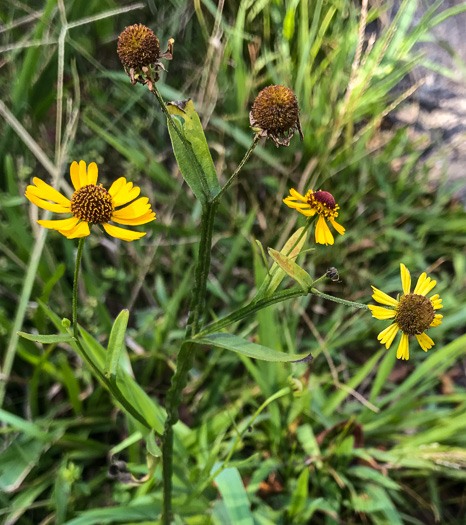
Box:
[396,294,435,335]
[71,185,114,224]
[251,85,299,134]
[117,24,160,69]
[313,191,336,210]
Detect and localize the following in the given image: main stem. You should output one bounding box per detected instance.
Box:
[72,238,85,338]
[162,202,218,524]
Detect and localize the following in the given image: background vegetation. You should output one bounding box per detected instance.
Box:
[1,0,465,523]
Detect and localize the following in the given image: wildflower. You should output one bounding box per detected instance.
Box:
[250,85,304,147]
[283,188,345,245]
[368,264,443,360]
[25,161,156,241]
[117,24,174,85]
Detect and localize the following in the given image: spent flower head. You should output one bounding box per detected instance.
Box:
[283,188,345,245]
[369,264,444,360]
[250,85,304,147]
[25,161,156,241]
[117,24,174,85]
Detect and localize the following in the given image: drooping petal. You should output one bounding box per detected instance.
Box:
[329,217,345,235]
[111,211,156,226]
[298,208,317,217]
[416,332,434,352]
[37,216,80,231]
[87,162,98,185]
[70,161,82,190]
[371,286,399,307]
[108,177,126,197]
[400,263,411,295]
[32,178,71,206]
[430,314,443,327]
[396,333,409,360]
[377,323,399,349]
[25,191,71,213]
[78,160,88,187]
[112,184,141,207]
[103,223,146,241]
[112,197,150,219]
[368,305,396,320]
[289,188,307,201]
[315,215,334,245]
[61,220,90,239]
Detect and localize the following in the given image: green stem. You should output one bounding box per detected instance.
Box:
[72,238,85,339]
[161,202,218,524]
[311,288,369,310]
[213,133,261,202]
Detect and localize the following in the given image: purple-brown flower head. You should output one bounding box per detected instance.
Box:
[250,85,304,147]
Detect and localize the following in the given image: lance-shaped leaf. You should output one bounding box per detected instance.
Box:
[17,332,75,343]
[167,99,220,203]
[105,309,129,384]
[255,227,309,300]
[192,332,313,363]
[268,248,314,292]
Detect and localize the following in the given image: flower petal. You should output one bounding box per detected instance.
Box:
[368,305,396,320]
[109,177,126,197]
[31,178,71,206]
[371,286,399,307]
[290,188,307,201]
[37,216,80,231]
[377,323,399,349]
[78,160,88,187]
[87,162,98,185]
[418,277,437,297]
[430,294,443,310]
[329,217,345,235]
[315,215,334,245]
[413,272,426,294]
[416,332,434,352]
[103,223,146,242]
[113,184,141,207]
[430,314,443,327]
[61,220,90,239]
[70,161,82,190]
[400,263,411,296]
[111,211,156,226]
[396,333,409,360]
[112,197,151,219]
[25,191,71,213]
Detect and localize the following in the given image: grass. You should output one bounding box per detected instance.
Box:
[1,0,466,523]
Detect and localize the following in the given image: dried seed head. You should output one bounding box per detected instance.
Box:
[249,85,303,147]
[117,24,160,69]
[71,184,113,224]
[396,294,435,335]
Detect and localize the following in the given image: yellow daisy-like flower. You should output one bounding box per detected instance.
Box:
[25,161,156,242]
[283,188,345,245]
[368,264,444,360]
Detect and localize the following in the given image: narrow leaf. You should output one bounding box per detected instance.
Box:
[268,248,313,291]
[17,332,75,343]
[105,309,129,383]
[193,333,312,363]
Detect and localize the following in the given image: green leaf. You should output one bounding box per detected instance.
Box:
[268,248,314,291]
[17,332,75,343]
[212,466,254,525]
[167,99,220,203]
[105,309,129,383]
[192,333,313,363]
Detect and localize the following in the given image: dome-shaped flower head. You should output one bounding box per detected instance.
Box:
[250,85,304,147]
[283,188,345,245]
[117,24,173,85]
[25,161,156,241]
[369,264,444,360]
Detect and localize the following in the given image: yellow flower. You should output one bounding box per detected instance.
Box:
[368,264,444,360]
[25,161,156,242]
[283,188,345,245]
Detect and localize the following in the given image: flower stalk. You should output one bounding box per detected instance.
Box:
[72,237,85,338]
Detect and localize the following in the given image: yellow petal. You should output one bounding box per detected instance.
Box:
[26,185,71,208]
[430,294,443,310]
[103,223,146,241]
[368,305,396,320]
[112,184,141,207]
[413,272,426,294]
[371,286,399,307]
[289,188,307,201]
[377,323,399,349]
[400,263,411,295]
[87,162,98,185]
[329,217,345,235]
[111,211,156,225]
[37,216,80,231]
[108,177,127,197]
[416,332,434,352]
[396,333,409,360]
[299,208,317,217]
[112,197,151,219]
[315,215,334,245]
[70,161,81,190]
[416,276,437,297]
[430,315,443,327]
[78,160,88,187]
[25,191,71,213]
[61,220,90,239]
[32,178,71,206]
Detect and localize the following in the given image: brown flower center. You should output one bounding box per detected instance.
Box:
[396,294,435,335]
[306,190,339,219]
[252,85,299,134]
[117,24,160,69]
[312,191,336,210]
[71,185,113,224]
